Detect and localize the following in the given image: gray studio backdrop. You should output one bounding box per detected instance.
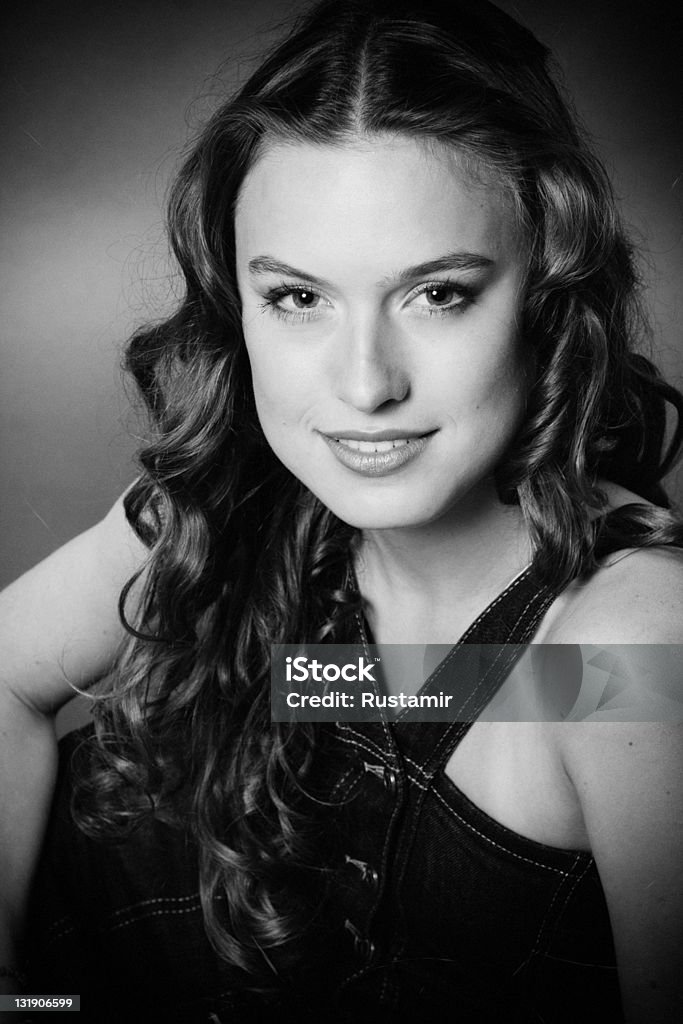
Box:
[2,0,682,588]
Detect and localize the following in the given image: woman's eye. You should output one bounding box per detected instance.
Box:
[426,286,456,306]
[282,289,321,310]
[262,285,330,321]
[411,282,474,314]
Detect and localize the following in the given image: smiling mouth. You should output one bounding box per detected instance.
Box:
[320,431,435,476]
[334,437,414,453]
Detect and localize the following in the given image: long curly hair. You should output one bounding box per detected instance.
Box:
[73,0,683,986]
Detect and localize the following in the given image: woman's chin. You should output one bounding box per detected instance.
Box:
[319,497,448,533]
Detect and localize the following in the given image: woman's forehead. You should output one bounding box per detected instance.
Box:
[235,135,524,278]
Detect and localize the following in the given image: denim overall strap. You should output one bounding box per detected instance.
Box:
[392,563,559,765]
[334,564,564,1009]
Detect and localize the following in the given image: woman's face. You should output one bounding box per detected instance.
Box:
[235,136,528,530]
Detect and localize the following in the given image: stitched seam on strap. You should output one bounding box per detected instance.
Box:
[108,892,200,919]
[514,590,556,644]
[512,855,588,979]
[47,913,72,937]
[108,902,202,933]
[458,567,533,643]
[330,764,358,799]
[46,919,78,945]
[406,576,551,717]
[529,855,591,957]
[47,891,202,944]
[395,633,522,730]
[403,753,429,777]
[430,785,570,875]
[403,766,429,791]
[337,722,386,759]
[452,643,514,721]
[336,730,393,765]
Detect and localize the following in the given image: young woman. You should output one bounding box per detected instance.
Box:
[1,1,682,1021]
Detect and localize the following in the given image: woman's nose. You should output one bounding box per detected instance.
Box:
[334,315,410,413]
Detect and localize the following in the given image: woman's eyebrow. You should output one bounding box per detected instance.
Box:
[248,256,326,286]
[246,251,494,287]
[390,252,494,284]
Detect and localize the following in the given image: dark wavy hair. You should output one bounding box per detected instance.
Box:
[74,0,683,986]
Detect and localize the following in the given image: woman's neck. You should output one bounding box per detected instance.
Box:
[355,488,532,645]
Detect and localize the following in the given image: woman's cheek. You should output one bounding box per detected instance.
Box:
[251,370,303,440]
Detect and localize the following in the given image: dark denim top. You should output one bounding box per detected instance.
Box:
[26,567,622,1023]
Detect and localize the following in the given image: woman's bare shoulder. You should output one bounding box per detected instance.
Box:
[0,487,150,713]
[539,482,683,645]
[544,487,683,1011]
[540,546,683,644]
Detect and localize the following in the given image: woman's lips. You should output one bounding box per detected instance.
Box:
[319,431,434,476]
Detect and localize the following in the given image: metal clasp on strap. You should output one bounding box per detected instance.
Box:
[344,853,380,889]
[362,761,399,794]
[344,917,376,962]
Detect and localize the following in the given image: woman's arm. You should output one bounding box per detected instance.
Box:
[0,492,149,711]
[553,548,683,1023]
[561,722,683,1023]
[0,493,149,985]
